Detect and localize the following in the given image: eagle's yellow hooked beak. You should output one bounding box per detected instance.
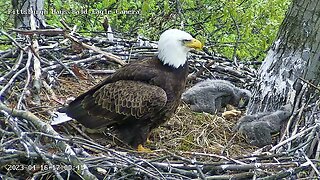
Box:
[184,38,203,50]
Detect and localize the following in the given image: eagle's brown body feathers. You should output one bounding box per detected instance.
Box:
[60,29,202,150]
[60,57,188,148]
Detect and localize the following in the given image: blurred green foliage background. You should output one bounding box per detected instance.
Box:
[0,0,290,61]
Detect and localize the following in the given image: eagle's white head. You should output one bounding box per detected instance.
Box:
[158,29,203,68]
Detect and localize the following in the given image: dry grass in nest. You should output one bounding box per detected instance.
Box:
[150,104,257,157]
[40,75,257,157]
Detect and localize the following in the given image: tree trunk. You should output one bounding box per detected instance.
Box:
[11,0,45,105]
[247,0,320,114]
[12,0,46,29]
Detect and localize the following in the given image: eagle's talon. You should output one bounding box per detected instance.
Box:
[137,144,152,153]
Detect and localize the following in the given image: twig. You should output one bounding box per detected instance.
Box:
[0,61,27,98]
[310,137,320,177]
[259,166,309,180]
[0,30,25,51]
[87,69,116,74]
[1,111,64,180]
[64,33,126,66]
[188,60,215,80]
[299,150,320,176]
[0,128,15,136]
[42,54,104,72]
[298,77,320,92]
[0,102,98,180]
[0,50,24,83]
[150,162,198,178]
[270,125,317,152]
[12,29,65,36]
[29,13,42,105]
[203,162,298,172]
[44,50,79,80]
[17,50,31,109]
[196,164,206,180]
[205,172,255,179]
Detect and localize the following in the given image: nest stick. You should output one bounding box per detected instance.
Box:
[45,50,79,80]
[270,125,317,152]
[0,62,27,97]
[0,50,24,83]
[0,102,98,180]
[64,33,126,66]
[2,111,64,180]
[299,150,320,176]
[17,50,31,109]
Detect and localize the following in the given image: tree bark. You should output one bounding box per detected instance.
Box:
[12,0,46,29]
[247,0,320,114]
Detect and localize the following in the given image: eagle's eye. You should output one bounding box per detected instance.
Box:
[182,39,192,43]
[181,39,192,46]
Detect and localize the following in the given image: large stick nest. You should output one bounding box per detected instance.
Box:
[0,24,319,179]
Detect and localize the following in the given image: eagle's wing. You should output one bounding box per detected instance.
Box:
[65,80,167,129]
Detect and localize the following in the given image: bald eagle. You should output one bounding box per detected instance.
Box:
[59,29,202,151]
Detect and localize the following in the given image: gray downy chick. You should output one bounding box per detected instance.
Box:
[181,79,252,114]
[234,104,293,147]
